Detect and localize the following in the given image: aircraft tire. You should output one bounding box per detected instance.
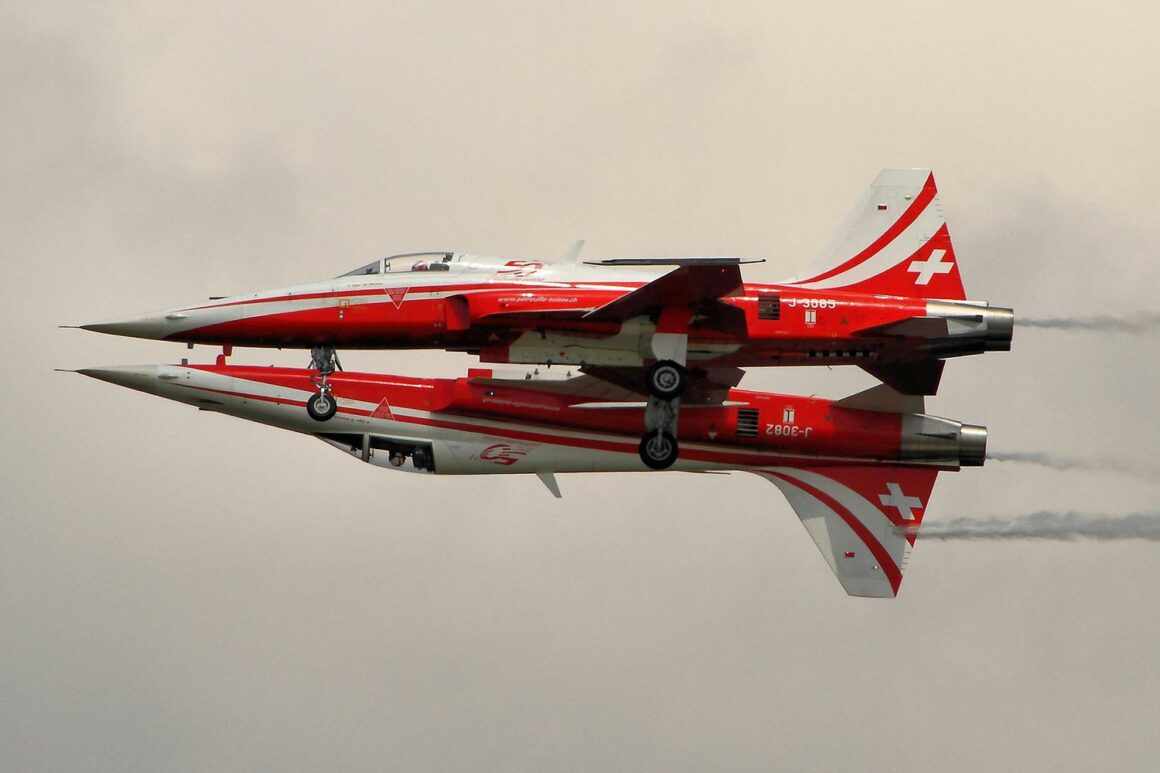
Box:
[639,430,679,470]
[646,360,686,400]
[307,391,338,422]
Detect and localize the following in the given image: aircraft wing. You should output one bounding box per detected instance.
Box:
[580,365,744,404]
[754,465,939,598]
[583,260,749,322]
[467,373,643,402]
[469,366,744,405]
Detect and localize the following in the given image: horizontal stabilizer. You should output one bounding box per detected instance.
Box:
[755,465,940,598]
[835,383,925,414]
[860,359,945,396]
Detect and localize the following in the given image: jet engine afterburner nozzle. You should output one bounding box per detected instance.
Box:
[957,423,988,467]
[981,306,1014,352]
[924,301,1015,356]
[900,414,988,468]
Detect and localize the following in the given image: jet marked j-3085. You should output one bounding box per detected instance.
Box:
[75,169,1013,468]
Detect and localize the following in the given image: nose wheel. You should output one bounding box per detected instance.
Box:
[307,345,341,422]
[306,390,337,421]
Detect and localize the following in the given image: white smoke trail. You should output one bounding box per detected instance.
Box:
[987,450,1160,483]
[1019,311,1160,334]
[906,511,1160,541]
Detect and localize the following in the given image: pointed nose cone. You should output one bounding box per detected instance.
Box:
[75,365,167,394]
[78,313,186,340]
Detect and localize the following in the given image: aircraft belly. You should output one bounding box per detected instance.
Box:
[495,327,741,367]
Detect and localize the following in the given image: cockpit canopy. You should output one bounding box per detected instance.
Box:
[339,251,455,277]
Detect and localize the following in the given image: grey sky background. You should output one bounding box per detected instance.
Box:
[4,2,1159,770]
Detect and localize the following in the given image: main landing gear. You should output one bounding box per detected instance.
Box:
[646,359,687,401]
[638,333,689,470]
[307,345,340,422]
[639,428,679,470]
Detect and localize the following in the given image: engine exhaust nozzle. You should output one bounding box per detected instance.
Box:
[957,423,988,467]
[982,306,1014,352]
[900,414,988,468]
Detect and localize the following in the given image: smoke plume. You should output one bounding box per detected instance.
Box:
[987,450,1160,482]
[907,511,1160,541]
[1019,312,1160,334]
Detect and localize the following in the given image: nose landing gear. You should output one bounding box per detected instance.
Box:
[307,390,337,421]
[307,345,341,422]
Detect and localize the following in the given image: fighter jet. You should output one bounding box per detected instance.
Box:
[76,169,1012,465]
[71,360,987,598]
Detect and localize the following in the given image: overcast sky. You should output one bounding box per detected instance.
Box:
[4,2,1160,771]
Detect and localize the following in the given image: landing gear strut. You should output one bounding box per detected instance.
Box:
[307,345,340,422]
[637,331,688,470]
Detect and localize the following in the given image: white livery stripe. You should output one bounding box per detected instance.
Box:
[768,467,909,569]
[792,200,943,290]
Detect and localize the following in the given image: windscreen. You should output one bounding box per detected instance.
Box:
[338,252,454,277]
[339,260,382,277]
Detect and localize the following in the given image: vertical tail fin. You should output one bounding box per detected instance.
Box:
[790,169,966,301]
[755,465,939,598]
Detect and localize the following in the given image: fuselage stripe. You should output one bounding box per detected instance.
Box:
[174,381,915,470]
[184,282,646,311]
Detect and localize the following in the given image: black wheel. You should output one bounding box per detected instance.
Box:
[639,430,679,470]
[307,390,337,422]
[646,360,686,400]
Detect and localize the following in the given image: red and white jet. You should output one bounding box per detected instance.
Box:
[73,361,987,598]
[76,169,1011,463]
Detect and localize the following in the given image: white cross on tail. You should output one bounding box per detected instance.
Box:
[907,249,953,285]
[878,482,923,521]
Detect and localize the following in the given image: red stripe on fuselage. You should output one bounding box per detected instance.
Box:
[183,281,645,311]
[387,412,857,469]
[176,380,898,470]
